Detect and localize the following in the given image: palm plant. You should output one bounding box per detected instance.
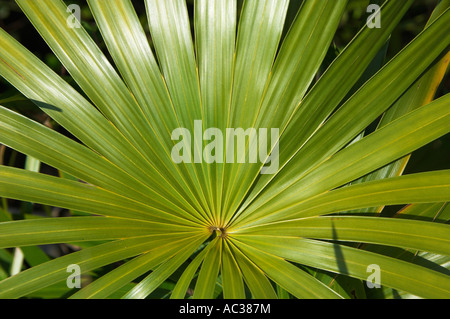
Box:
[0,0,449,299]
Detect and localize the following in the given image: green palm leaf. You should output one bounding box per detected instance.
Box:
[0,0,449,299]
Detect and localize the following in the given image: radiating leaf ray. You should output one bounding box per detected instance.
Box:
[195,0,237,221]
[232,239,343,299]
[0,29,200,220]
[235,93,450,225]
[235,4,449,221]
[122,234,207,299]
[15,0,202,218]
[145,0,213,219]
[221,240,245,299]
[227,241,277,299]
[233,216,450,255]
[235,0,415,215]
[87,0,213,222]
[193,237,222,299]
[0,217,200,249]
[0,105,203,224]
[234,235,450,299]
[223,0,349,223]
[0,235,190,299]
[0,166,204,227]
[232,170,450,228]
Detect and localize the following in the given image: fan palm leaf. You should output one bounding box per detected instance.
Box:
[0,0,449,299]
